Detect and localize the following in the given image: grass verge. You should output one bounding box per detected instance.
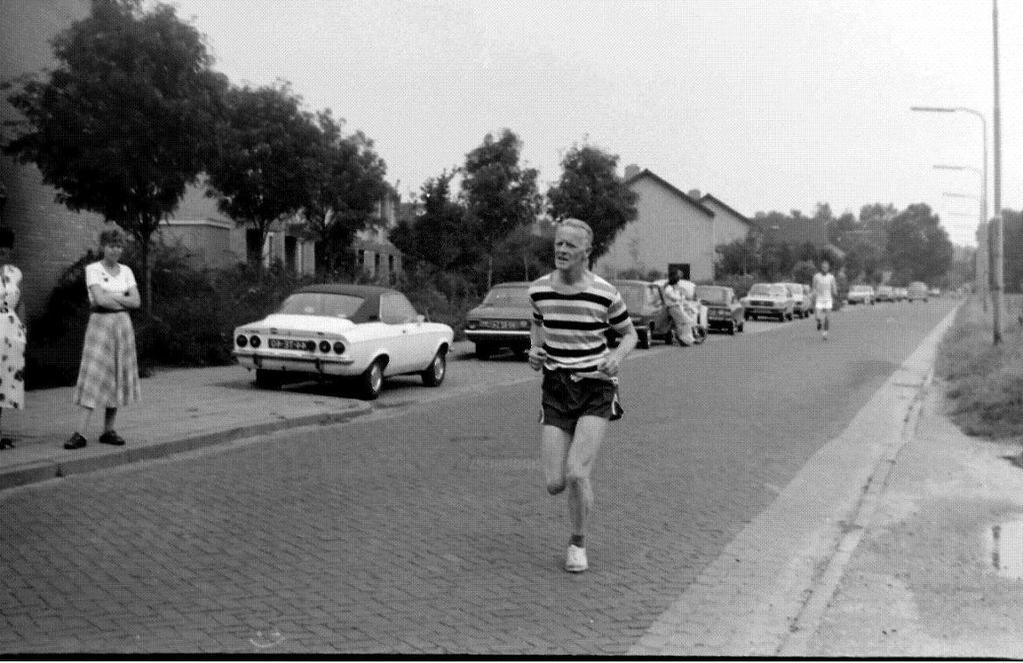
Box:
[935,294,1023,440]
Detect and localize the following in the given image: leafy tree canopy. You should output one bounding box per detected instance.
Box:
[546,143,638,260]
[204,82,322,263]
[304,110,390,273]
[2,0,228,313]
[461,129,541,252]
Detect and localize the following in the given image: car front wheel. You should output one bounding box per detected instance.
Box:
[421,349,447,387]
[358,359,385,400]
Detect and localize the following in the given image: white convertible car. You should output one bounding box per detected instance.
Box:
[233,284,453,399]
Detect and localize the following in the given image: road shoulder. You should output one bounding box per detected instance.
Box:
[629,305,958,656]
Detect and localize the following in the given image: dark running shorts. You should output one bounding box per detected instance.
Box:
[540,368,623,433]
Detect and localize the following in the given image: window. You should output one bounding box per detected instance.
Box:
[380,293,419,324]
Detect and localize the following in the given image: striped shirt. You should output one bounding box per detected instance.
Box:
[529,273,631,371]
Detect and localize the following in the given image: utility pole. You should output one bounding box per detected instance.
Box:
[992,0,1004,344]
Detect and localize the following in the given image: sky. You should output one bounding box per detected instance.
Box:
[168,0,1023,247]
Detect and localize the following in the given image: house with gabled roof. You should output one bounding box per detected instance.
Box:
[593,166,716,281]
[695,192,760,249]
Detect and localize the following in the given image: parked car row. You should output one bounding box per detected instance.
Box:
[846,281,932,305]
[230,276,939,400]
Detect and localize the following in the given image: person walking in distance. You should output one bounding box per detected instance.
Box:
[527,218,638,573]
[812,259,838,340]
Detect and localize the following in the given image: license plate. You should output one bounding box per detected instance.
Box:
[269,338,311,351]
[482,320,522,330]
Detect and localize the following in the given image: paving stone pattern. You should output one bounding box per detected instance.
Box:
[0,303,954,654]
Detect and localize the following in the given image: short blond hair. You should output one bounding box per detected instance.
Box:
[557,217,593,248]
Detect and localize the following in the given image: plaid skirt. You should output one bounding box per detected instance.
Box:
[73,312,141,409]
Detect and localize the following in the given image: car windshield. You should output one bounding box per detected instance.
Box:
[277,292,364,318]
[481,285,531,307]
[695,286,727,304]
[749,284,782,296]
[615,284,652,310]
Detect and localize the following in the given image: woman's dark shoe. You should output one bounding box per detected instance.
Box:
[98,430,126,446]
[0,437,14,450]
[64,433,87,450]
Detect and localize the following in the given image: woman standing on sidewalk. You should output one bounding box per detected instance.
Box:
[0,228,26,450]
[64,228,141,450]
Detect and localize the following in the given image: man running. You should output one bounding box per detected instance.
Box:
[527,218,638,573]
[812,259,838,340]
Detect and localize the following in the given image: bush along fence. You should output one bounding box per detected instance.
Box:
[25,240,488,390]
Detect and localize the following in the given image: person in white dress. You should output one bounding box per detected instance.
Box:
[0,227,26,450]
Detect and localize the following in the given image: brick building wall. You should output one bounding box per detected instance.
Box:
[1,0,105,323]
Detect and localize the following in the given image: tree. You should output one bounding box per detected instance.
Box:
[303,110,389,274]
[460,129,541,287]
[1001,209,1022,293]
[546,144,638,259]
[2,0,228,316]
[886,203,953,283]
[390,171,479,274]
[204,82,321,269]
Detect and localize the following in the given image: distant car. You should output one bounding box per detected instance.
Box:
[695,284,745,334]
[464,282,533,359]
[894,287,908,302]
[928,287,941,297]
[233,284,453,400]
[907,281,929,302]
[608,279,673,349]
[847,284,875,305]
[875,285,895,302]
[784,282,812,318]
[740,283,794,321]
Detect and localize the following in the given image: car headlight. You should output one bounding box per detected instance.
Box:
[236,334,248,348]
[319,340,331,353]
[249,335,261,348]
[333,341,345,354]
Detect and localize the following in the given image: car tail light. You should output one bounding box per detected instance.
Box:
[319,341,331,353]
[249,335,261,348]
[236,334,248,348]
[333,341,345,354]
[518,320,530,329]
[466,320,479,330]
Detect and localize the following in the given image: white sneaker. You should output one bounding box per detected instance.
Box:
[565,544,588,573]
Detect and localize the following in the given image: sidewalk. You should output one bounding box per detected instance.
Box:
[804,384,1023,657]
[0,363,372,491]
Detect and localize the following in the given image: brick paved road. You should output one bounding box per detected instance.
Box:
[0,301,955,654]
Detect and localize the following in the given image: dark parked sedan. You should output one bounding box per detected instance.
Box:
[608,279,673,349]
[464,282,533,359]
[695,284,745,334]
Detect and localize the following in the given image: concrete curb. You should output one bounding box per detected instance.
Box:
[0,404,373,491]
[628,303,961,656]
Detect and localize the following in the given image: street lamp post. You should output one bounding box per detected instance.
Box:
[935,164,987,310]
[911,105,993,336]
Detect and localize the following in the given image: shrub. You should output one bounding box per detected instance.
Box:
[937,294,1023,439]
